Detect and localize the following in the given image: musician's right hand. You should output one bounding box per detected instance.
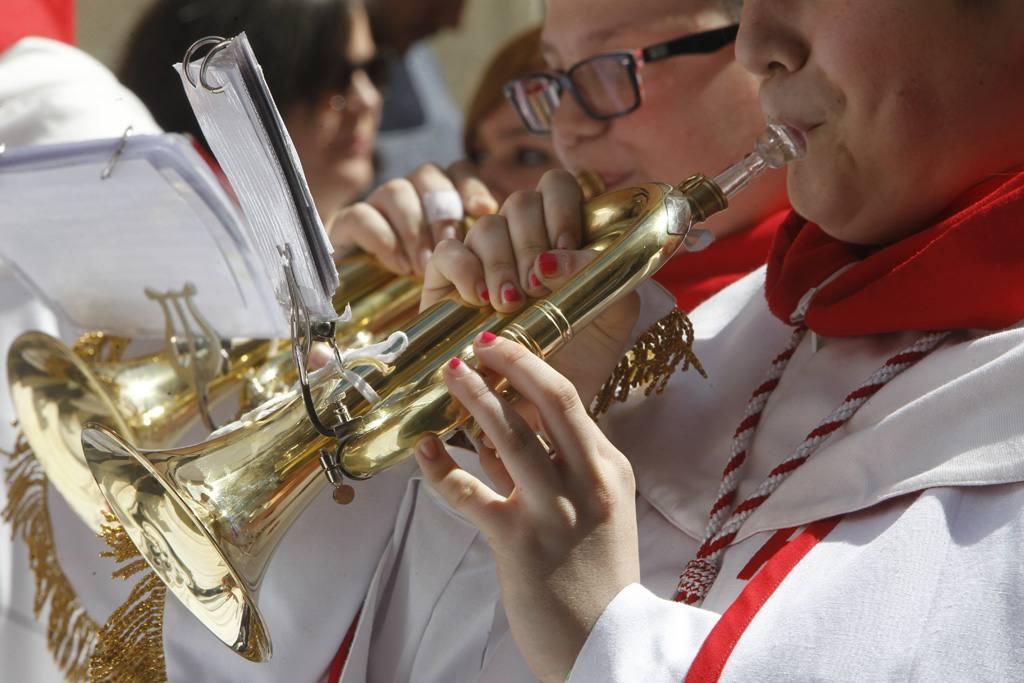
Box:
[420,169,640,405]
[326,161,499,277]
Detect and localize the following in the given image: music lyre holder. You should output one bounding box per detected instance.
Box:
[145,283,226,432]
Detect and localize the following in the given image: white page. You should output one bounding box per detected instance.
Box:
[0,134,287,338]
[178,33,339,323]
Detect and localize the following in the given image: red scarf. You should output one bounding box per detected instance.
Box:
[656,208,789,312]
[1,0,74,53]
[766,171,1024,336]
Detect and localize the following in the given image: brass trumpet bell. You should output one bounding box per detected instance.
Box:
[8,332,268,531]
[82,370,351,661]
[10,257,420,533]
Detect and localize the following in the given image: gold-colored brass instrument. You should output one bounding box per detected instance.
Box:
[7,332,269,531]
[8,169,598,535]
[82,125,804,662]
[7,255,418,532]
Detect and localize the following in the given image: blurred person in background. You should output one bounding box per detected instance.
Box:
[367,0,466,182]
[120,0,384,222]
[464,26,559,203]
[323,21,557,279]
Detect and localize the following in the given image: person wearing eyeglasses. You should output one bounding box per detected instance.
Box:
[502,10,788,310]
[331,0,788,314]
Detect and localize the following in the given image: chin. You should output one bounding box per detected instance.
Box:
[334,160,374,197]
[787,162,858,241]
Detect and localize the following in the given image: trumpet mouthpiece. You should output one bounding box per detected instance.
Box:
[758,122,807,168]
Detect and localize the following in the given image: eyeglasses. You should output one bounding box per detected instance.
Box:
[503,24,739,135]
[336,55,391,94]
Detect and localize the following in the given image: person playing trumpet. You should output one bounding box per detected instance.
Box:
[408,0,1024,680]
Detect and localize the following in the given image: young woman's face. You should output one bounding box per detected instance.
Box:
[286,4,382,219]
[542,0,789,237]
[738,0,1024,245]
[473,103,558,202]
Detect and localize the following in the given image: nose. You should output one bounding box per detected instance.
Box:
[348,69,382,117]
[476,161,510,204]
[735,0,809,78]
[551,88,610,153]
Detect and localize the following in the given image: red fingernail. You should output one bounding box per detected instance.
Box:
[528,271,541,289]
[538,252,559,277]
[479,331,497,345]
[478,286,490,302]
[448,357,462,370]
[501,284,521,304]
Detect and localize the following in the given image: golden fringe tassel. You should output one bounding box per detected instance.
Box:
[2,431,168,682]
[592,309,706,416]
[2,432,99,682]
[87,518,167,683]
[72,331,130,363]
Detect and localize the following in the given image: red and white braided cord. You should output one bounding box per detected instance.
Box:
[675,329,951,606]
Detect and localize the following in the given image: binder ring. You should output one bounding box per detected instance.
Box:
[183,36,231,93]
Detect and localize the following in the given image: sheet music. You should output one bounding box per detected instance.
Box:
[0,134,287,338]
[177,33,339,323]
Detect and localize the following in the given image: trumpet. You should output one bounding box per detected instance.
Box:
[8,168,601,535]
[7,255,418,532]
[82,125,804,661]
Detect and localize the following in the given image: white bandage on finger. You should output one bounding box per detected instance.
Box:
[422,189,465,224]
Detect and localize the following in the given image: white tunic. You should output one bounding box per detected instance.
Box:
[0,37,160,683]
[344,269,1024,682]
[0,38,414,683]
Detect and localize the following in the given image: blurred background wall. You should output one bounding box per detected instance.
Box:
[75,0,545,110]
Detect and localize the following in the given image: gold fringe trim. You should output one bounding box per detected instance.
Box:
[2,432,99,682]
[88,518,167,683]
[2,431,168,682]
[592,309,707,416]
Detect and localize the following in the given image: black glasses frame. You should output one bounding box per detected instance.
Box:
[504,24,740,134]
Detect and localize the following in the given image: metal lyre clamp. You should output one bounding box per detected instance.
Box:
[183,35,232,93]
[145,283,227,432]
[278,245,411,502]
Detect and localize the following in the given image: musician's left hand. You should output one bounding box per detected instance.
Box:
[413,332,640,683]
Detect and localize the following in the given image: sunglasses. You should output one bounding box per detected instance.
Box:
[335,55,391,94]
[503,24,739,135]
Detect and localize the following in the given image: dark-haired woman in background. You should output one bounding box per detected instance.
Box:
[120,0,383,221]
